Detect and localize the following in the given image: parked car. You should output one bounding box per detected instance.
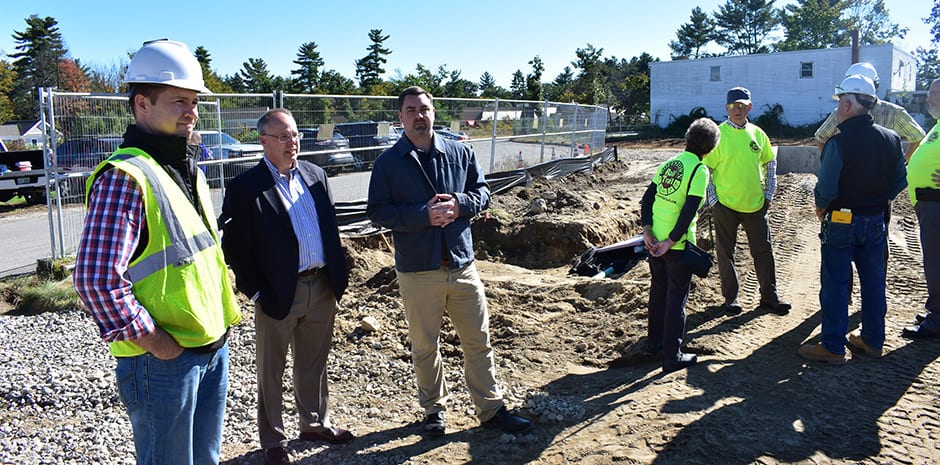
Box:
[194,130,263,159]
[334,121,400,168]
[434,128,469,143]
[297,127,356,168]
[54,137,124,172]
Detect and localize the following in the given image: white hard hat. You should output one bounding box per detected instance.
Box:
[844,62,879,85]
[124,39,210,93]
[833,74,878,100]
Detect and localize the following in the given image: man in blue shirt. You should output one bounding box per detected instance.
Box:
[367,86,531,438]
[799,74,907,365]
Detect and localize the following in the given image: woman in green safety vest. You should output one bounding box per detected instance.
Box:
[639,117,721,374]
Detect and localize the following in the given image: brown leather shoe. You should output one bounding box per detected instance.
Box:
[798,342,846,365]
[299,426,354,444]
[846,330,883,358]
[264,446,290,465]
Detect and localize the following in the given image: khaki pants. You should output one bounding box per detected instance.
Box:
[255,274,336,449]
[397,262,504,421]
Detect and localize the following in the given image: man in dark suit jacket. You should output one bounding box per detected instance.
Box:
[220,108,350,465]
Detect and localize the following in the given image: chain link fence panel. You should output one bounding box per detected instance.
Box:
[40,89,607,259]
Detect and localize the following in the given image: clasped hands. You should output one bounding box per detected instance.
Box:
[642,227,675,258]
[428,193,459,227]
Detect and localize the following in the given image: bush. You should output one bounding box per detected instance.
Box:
[752,103,822,138]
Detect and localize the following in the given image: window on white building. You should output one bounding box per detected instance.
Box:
[800,62,814,79]
[710,66,721,81]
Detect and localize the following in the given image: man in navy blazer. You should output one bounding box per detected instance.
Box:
[220,108,350,465]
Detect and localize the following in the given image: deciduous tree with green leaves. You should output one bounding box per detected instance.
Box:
[526,56,544,103]
[777,0,848,51]
[842,0,907,45]
[915,0,940,90]
[669,7,716,59]
[0,60,16,123]
[570,44,610,105]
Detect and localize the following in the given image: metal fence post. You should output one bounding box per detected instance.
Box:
[489,98,499,173]
[539,99,549,164]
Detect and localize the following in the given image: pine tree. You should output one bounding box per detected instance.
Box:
[713,0,779,55]
[355,29,391,90]
[669,7,716,59]
[8,15,67,119]
[509,70,526,100]
[479,72,496,97]
[238,58,274,93]
[291,42,324,94]
[526,56,544,102]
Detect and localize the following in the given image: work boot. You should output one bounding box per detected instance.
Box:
[846,330,882,358]
[798,342,846,365]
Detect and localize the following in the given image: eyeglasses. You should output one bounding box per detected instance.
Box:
[261,132,303,144]
[726,102,749,110]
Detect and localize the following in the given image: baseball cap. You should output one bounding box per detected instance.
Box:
[726,87,751,105]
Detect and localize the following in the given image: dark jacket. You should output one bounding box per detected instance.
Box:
[220,159,348,320]
[818,114,906,215]
[366,135,489,272]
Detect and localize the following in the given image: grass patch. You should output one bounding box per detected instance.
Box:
[1,258,82,316]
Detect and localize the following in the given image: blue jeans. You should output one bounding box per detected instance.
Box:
[819,213,887,355]
[115,343,229,465]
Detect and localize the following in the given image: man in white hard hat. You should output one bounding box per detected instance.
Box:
[74,39,241,464]
[817,63,925,305]
[901,77,940,340]
[815,62,926,161]
[799,74,907,365]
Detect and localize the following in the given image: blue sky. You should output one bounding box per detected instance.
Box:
[0,0,933,89]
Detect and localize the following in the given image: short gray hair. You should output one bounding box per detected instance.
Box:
[257,108,294,134]
[685,117,721,156]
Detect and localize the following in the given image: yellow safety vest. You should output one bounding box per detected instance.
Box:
[87,147,241,357]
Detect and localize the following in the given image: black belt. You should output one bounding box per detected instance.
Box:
[916,188,940,202]
[186,327,229,354]
[298,267,322,278]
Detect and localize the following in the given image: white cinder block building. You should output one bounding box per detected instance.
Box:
[649,43,918,128]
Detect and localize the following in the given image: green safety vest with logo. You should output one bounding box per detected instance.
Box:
[907,122,940,206]
[704,122,775,213]
[651,151,708,250]
[87,147,241,357]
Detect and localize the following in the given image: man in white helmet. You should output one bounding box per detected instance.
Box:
[799,74,907,365]
[74,39,241,464]
[815,62,926,161]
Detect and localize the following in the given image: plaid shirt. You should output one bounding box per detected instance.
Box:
[815,100,926,145]
[73,169,156,342]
